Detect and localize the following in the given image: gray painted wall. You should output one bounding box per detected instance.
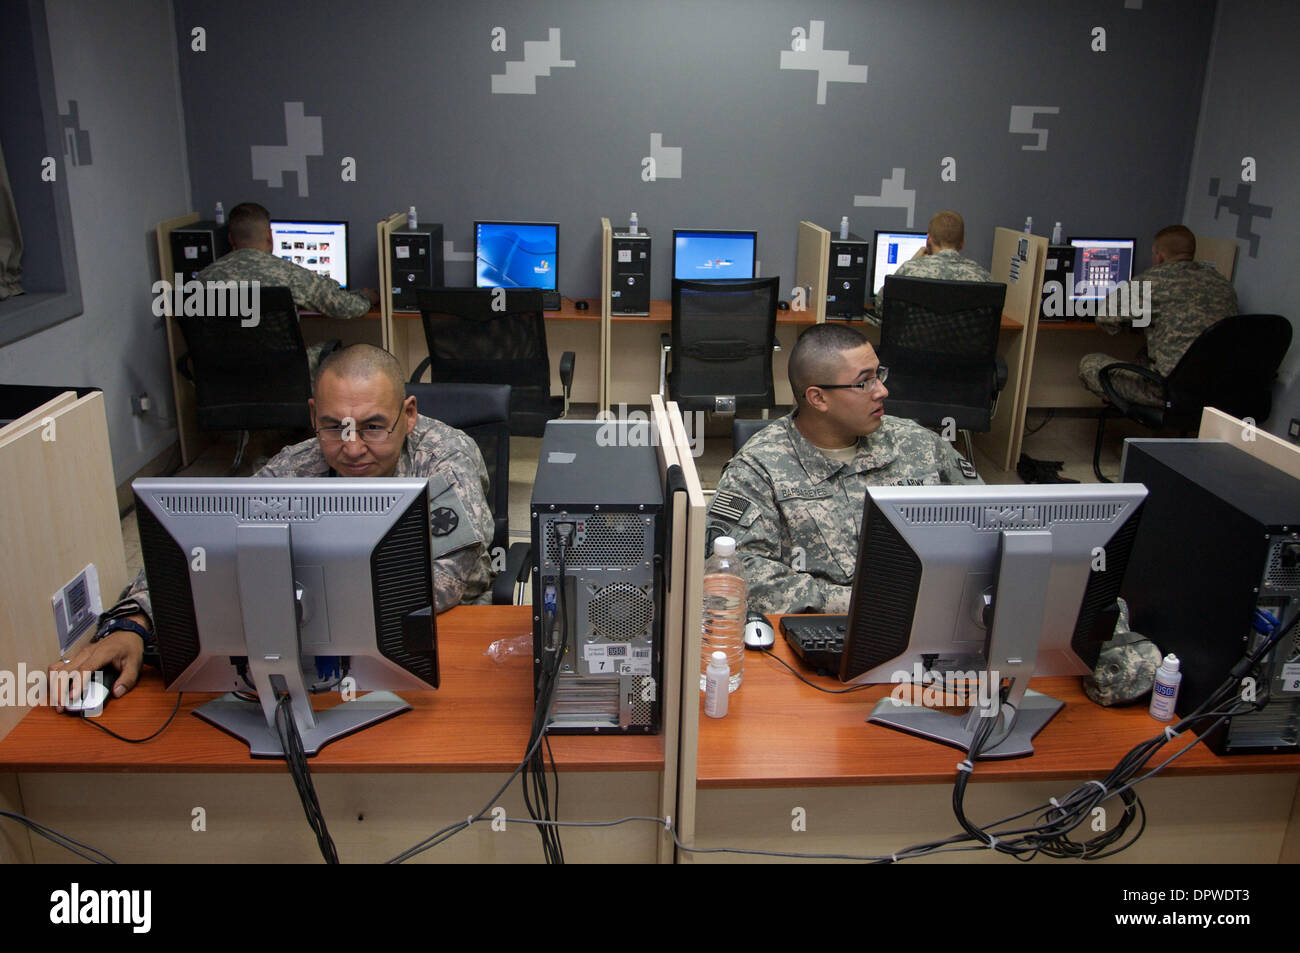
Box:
[173,0,1214,297]
[1183,0,1299,439]
[0,0,191,480]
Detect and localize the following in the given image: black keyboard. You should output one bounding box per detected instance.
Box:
[779,615,848,676]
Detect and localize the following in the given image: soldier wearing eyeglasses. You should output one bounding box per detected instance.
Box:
[707,324,982,616]
[54,345,492,706]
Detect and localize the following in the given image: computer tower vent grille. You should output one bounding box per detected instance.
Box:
[630,693,654,726]
[546,513,647,568]
[897,501,1128,531]
[587,584,653,641]
[1265,539,1300,591]
[153,492,402,520]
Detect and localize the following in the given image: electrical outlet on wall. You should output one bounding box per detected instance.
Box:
[1288,418,1300,444]
[131,393,152,416]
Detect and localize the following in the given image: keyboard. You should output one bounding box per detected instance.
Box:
[779,615,847,676]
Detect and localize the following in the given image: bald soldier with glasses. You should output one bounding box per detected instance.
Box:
[53,344,493,706]
[705,323,982,616]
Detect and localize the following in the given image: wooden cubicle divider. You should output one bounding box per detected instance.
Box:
[794,220,829,324]
[377,211,407,355]
[1194,234,1238,282]
[155,212,203,466]
[1199,407,1300,480]
[600,218,612,412]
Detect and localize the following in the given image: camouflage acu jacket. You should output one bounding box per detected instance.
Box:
[199,248,370,318]
[706,413,982,615]
[874,249,995,310]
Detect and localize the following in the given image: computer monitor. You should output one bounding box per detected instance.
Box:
[871,230,928,295]
[133,477,438,758]
[270,219,350,290]
[840,483,1146,757]
[1068,237,1135,301]
[672,229,757,281]
[474,221,559,292]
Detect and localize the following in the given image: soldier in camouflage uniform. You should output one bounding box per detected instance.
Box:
[874,210,995,311]
[199,202,380,374]
[1078,225,1239,406]
[52,345,492,706]
[707,324,982,615]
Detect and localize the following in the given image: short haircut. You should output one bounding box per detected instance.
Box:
[788,323,869,407]
[1154,224,1196,260]
[314,343,406,401]
[227,202,270,248]
[928,210,965,249]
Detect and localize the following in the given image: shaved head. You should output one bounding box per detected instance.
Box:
[314,343,405,398]
[928,210,965,249]
[227,202,271,249]
[788,323,869,408]
[1153,225,1196,261]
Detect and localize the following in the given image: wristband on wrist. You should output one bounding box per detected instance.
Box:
[94,617,154,651]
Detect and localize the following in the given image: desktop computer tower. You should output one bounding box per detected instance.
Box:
[389,225,444,312]
[1040,245,1077,322]
[170,221,230,280]
[1120,439,1300,755]
[825,232,870,319]
[610,229,651,315]
[530,420,665,733]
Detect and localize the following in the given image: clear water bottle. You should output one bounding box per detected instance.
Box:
[700,536,746,693]
[1051,221,1063,244]
[629,211,639,235]
[214,201,225,225]
[839,216,849,239]
[407,206,418,231]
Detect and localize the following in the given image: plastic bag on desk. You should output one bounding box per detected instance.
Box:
[1083,597,1163,707]
[484,633,533,665]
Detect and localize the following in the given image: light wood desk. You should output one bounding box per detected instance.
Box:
[0,606,668,864]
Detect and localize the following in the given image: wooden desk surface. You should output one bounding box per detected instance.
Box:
[391,299,601,322]
[696,617,1300,789]
[0,606,663,775]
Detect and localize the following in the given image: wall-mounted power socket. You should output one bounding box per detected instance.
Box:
[131,393,152,416]
[1288,418,1300,444]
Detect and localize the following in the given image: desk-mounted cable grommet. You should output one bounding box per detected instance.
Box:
[1163,725,1181,741]
[957,759,974,774]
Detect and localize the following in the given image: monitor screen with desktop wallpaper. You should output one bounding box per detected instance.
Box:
[270,220,350,290]
[475,221,560,292]
[1068,237,1135,301]
[871,230,928,295]
[672,229,757,281]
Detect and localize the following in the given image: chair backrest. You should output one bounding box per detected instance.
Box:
[878,276,1007,431]
[1164,314,1292,430]
[732,417,777,455]
[669,277,779,413]
[416,287,555,436]
[405,381,512,554]
[176,285,312,431]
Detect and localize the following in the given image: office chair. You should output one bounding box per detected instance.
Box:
[410,288,575,438]
[405,381,531,604]
[1091,313,1292,482]
[175,286,316,471]
[659,277,781,415]
[878,275,1008,467]
[731,417,777,456]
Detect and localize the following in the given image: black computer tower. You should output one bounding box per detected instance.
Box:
[530,420,665,733]
[1040,244,1077,322]
[825,232,870,319]
[170,221,230,280]
[1120,439,1300,754]
[610,229,651,315]
[389,225,444,312]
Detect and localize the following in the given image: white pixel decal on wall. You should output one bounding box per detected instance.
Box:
[250,102,323,198]
[779,20,867,105]
[1009,105,1060,152]
[491,28,574,95]
[648,134,682,179]
[854,168,916,228]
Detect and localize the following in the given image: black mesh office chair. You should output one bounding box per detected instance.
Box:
[405,381,530,604]
[731,417,778,455]
[175,285,314,470]
[878,275,1008,466]
[659,277,781,414]
[1091,313,1292,482]
[410,288,574,438]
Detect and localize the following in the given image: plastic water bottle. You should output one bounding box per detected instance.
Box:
[407,206,418,231]
[700,536,746,692]
[1024,216,1033,234]
[214,201,225,225]
[704,651,730,718]
[1149,654,1182,721]
[839,216,849,239]
[629,211,639,235]
[1051,221,1063,244]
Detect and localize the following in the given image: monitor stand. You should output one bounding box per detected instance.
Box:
[195,691,410,758]
[868,530,1065,758]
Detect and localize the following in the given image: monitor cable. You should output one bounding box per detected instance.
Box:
[273,691,339,864]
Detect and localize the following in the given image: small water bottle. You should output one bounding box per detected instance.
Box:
[1149,653,1182,721]
[214,201,225,225]
[1051,221,1063,244]
[701,536,746,693]
[839,216,849,240]
[629,211,639,235]
[704,651,730,718]
[1024,216,1033,234]
[407,206,418,231]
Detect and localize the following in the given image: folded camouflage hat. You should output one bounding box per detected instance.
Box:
[1083,598,1163,707]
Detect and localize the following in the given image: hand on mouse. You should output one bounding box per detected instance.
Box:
[49,622,146,710]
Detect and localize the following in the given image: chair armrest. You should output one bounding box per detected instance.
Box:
[994,355,1008,392]
[409,356,432,384]
[492,541,532,605]
[559,351,575,390]
[1098,362,1168,417]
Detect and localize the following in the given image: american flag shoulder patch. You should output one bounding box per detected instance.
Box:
[711,490,753,523]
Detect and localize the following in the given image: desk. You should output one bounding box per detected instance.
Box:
[1026,321,1146,408]
[683,620,1300,863]
[0,606,669,864]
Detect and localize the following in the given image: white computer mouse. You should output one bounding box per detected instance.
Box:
[61,676,110,716]
[743,613,776,650]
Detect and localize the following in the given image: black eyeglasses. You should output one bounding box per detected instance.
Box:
[813,366,889,393]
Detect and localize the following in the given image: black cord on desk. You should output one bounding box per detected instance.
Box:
[80,692,184,743]
[759,647,871,694]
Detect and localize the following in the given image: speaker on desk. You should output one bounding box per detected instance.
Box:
[170,221,230,280]
[390,225,445,312]
[825,232,870,319]
[610,229,651,316]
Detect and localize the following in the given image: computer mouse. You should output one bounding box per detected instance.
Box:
[744,613,776,650]
[574,299,589,311]
[777,300,790,311]
[60,666,115,716]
